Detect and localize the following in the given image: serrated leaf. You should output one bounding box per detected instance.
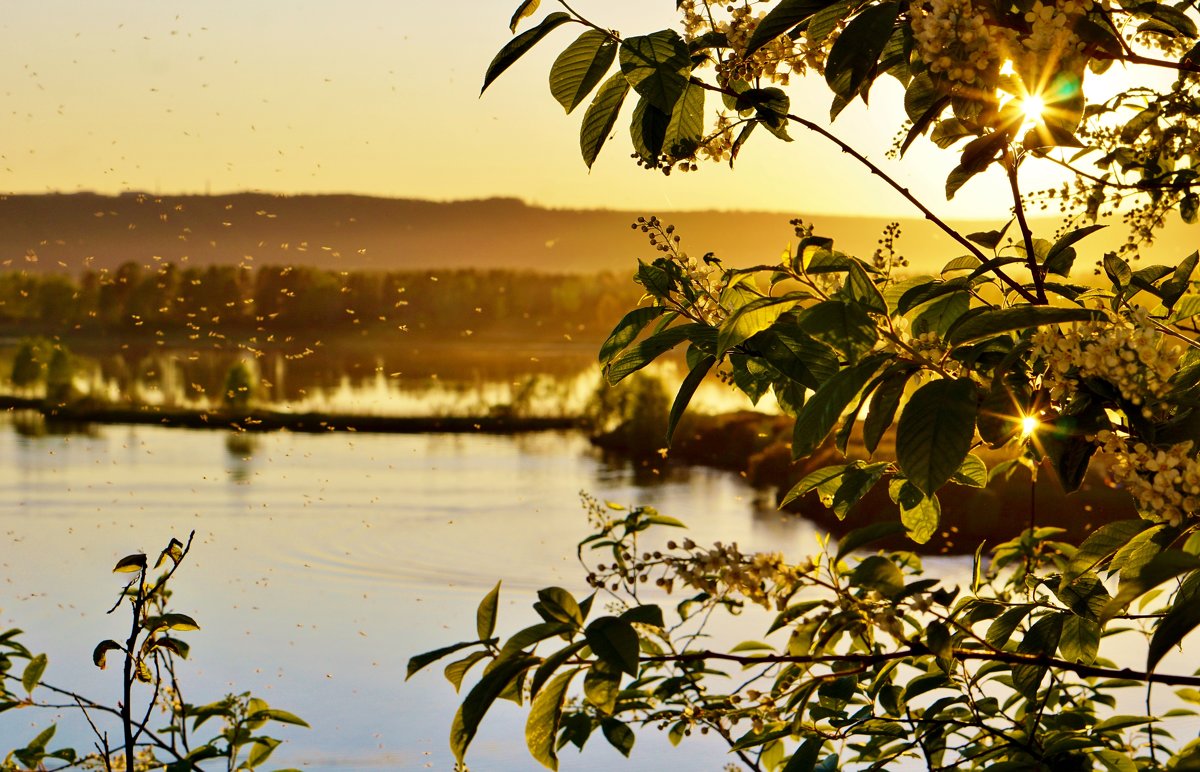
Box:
[1064,519,1153,583]
[896,378,977,496]
[526,668,579,770]
[605,323,705,384]
[482,13,572,94]
[824,3,900,103]
[550,31,617,114]
[580,72,631,168]
[1059,616,1100,665]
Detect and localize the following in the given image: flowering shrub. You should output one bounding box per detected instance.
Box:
[413,1,1200,769]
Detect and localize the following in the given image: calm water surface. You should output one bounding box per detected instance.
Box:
[0,417,824,770]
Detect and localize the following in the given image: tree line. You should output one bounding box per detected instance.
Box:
[0,262,641,339]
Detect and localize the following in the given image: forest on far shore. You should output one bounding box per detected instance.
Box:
[0,263,642,344]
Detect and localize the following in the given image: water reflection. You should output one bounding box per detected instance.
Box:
[0,422,813,770]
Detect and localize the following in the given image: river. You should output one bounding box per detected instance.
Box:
[0,415,825,770]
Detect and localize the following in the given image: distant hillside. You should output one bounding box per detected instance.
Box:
[0,192,1191,275]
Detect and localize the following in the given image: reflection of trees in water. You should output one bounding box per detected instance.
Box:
[224,431,258,484]
[7,410,97,439]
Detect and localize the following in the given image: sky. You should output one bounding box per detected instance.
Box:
[0,1,1105,218]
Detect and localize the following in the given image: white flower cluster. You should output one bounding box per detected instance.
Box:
[1007,0,1092,90]
[1031,311,1178,411]
[910,0,1007,88]
[664,539,807,610]
[1099,431,1200,526]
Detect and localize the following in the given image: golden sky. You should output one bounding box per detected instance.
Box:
[0,1,1107,218]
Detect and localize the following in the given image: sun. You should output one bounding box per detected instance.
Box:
[1020,414,1040,440]
[1019,94,1046,132]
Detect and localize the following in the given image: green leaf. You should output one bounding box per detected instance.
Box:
[796,299,877,359]
[550,31,617,114]
[755,326,840,391]
[630,96,669,162]
[445,651,491,692]
[829,461,890,519]
[585,616,640,677]
[601,718,636,758]
[745,0,831,55]
[21,654,46,694]
[947,306,1104,346]
[407,640,484,681]
[113,553,147,573]
[451,654,539,762]
[580,72,632,168]
[986,604,1033,649]
[620,604,665,628]
[863,368,913,454]
[850,555,905,599]
[824,3,900,103]
[535,587,583,629]
[896,378,978,496]
[1013,614,1063,699]
[1103,253,1132,291]
[509,0,541,32]
[247,737,280,767]
[836,521,908,561]
[605,323,706,384]
[841,259,887,314]
[780,465,848,508]
[1103,552,1200,621]
[1065,519,1153,583]
[911,291,970,338]
[664,81,705,157]
[667,355,714,446]
[1170,294,1200,324]
[889,480,940,544]
[951,453,988,488]
[1148,572,1200,672]
[255,708,310,728]
[619,31,691,113]
[717,295,801,355]
[526,668,579,770]
[156,613,200,632]
[1059,616,1100,665]
[477,581,502,640]
[92,640,122,670]
[482,13,572,94]
[792,355,888,459]
[584,660,621,714]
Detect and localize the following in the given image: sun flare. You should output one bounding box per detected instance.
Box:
[1020,414,1041,440]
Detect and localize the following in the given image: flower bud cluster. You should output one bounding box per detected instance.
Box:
[910,0,1006,88]
[678,0,829,85]
[1031,310,1179,409]
[663,540,809,610]
[1099,431,1200,526]
[634,216,728,324]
